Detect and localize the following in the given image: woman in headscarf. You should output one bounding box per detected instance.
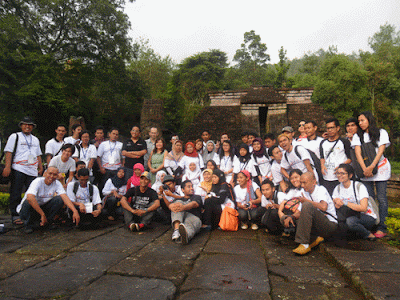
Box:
[195,169,213,204]
[202,169,236,230]
[152,170,167,194]
[234,170,262,230]
[102,167,128,220]
[202,140,217,165]
[126,163,145,190]
[164,140,184,176]
[251,137,272,186]
[181,162,202,190]
[178,142,204,177]
[233,144,257,185]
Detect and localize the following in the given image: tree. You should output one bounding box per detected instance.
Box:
[275,46,290,87]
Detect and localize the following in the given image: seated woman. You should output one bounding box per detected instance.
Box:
[195,169,213,204]
[332,164,377,241]
[48,143,76,188]
[152,170,167,194]
[127,163,145,190]
[202,169,235,230]
[179,142,204,176]
[102,167,128,220]
[234,170,262,230]
[278,169,303,237]
[181,162,201,190]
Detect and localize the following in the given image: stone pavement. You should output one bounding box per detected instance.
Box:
[0,214,399,300]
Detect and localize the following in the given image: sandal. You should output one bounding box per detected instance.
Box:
[12,217,24,226]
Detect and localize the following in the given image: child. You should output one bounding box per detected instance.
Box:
[182,162,201,190]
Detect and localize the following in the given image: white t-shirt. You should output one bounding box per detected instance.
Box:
[351,129,391,181]
[261,191,286,207]
[305,136,324,159]
[17,177,66,213]
[97,141,123,171]
[102,178,127,196]
[45,138,64,157]
[178,155,204,174]
[303,185,337,223]
[233,156,257,177]
[164,154,183,175]
[164,185,183,203]
[234,182,260,205]
[332,181,377,219]
[67,182,101,206]
[214,154,236,183]
[4,132,42,177]
[320,138,351,181]
[49,155,76,175]
[281,145,319,182]
[72,144,97,175]
[271,160,284,186]
[64,136,80,145]
[251,154,272,180]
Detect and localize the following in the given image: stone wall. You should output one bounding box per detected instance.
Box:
[287,103,333,135]
[209,90,247,106]
[140,99,164,138]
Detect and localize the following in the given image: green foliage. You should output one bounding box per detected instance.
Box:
[0,193,8,212]
[233,30,270,68]
[387,208,400,246]
[275,46,290,88]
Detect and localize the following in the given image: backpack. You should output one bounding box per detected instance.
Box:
[0,133,19,185]
[73,181,94,201]
[219,206,239,231]
[285,145,323,182]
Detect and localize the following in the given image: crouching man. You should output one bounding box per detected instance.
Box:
[66,168,102,229]
[120,171,159,231]
[17,166,80,233]
[293,172,338,255]
[167,180,202,244]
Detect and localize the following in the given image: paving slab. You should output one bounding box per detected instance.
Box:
[109,230,209,285]
[70,275,176,300]
[204,236,264,256]
[210,228,260,240]
[0,253,50,279]
[0,251,126,299]
[351,272,400,300]
[178,289,271,300]
[181,253,269,294]
[71,225,169,253]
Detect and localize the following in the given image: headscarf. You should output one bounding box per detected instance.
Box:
[184,142,198,158]
[111,167,127,188]
[238,143,251,163]
[199,169,213,193]
[166,140,184,162]
[184,162,202,181]
[252,137,266,158]
[202,140,216,163]
[128,163,145,188]
[211,169,226,193]
[239,170,255,203]
[152,170,167,192]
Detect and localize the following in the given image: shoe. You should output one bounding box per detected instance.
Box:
[241,222,248,230]
[251,223,259,230]
[129,223,139,232]
[310,236,324,248]
[172,229,180,241]
[293,244,311,255]
[366,235,377,241]
[374,231,387,238]
[24,226,33,234]
[178,223,189,245]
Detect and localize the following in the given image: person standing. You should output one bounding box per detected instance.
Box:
[64,123,82,145]
[44,124,67,165]
[2,117,43,225]
[72,130,97,182]
[144,127,158,171]
[121,125,147,179]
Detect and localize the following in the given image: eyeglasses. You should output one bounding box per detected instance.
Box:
[335,172,348,176]
[299,123,305,127]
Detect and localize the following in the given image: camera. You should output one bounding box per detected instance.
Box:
[162,184,169,191]
[284,223,296,235]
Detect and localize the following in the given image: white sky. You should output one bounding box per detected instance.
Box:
[125,0,400,65]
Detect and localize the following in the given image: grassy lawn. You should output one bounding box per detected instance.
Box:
[392,161,400,174]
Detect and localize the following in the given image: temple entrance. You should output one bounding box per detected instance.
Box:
[259,106,268,137]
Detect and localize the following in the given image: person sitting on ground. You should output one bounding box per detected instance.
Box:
[120,171,160,232]
[127,163,146,189]
[257,179,282,234]
[166,180,202,244]
[292,172,338,255]
[195,169,213,204]
[202,169,235,230]
[102,167,128,221]
[152,170,167,195]
[159,175,184,224]
[70,161,87,184]
[234,170,262,230]
[66,168,102,229]
[182,162,201,190]
[278,169,303,237]
[332,164,377,241]
[17,166,80,233]
[48,143,76,188]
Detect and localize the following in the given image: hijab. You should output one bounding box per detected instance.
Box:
[111,167,127,188]
[252,137,266,158]
[211,169,226,193]
[184,142,198,158]
[152,170,166,192]
[129,163,145,187]
[202,140,216,163]
[238,144,251,163]
[199,169,213,193]
[184,162,202,181]
[240,170,256,203]
[166,141,184,162]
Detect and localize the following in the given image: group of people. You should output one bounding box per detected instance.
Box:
[1,111,391,254]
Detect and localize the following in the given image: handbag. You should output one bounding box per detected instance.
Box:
[219,206,239,231]
[282,197,300,215]
[352,136,378,178]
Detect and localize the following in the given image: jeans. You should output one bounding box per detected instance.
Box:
[362,180,388,232]
[238,207,259,222]
[346,214,376,239]
[19,196,64,226]
[123,201,156,226]
[171,200,202,240]
[9,170,36,217]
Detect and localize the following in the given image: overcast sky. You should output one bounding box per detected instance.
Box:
[125,0,400,65]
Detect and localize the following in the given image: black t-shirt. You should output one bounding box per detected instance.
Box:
[124,186,158,210]
[173,195,203,218]
[122,138,147,169]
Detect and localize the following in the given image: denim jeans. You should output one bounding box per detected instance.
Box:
[362,180,388,232]
[9,170,36,217]
[346,214,376,239]
[19,196,64,226]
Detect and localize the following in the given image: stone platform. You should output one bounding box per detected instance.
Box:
[0,215,399,300]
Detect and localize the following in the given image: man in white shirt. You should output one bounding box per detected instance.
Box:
[304,120,323,159]
[18,166,80,233]
[292,172,338,255]
[44,124,67,165]
[66,168,102,228]
[2,117,43,224]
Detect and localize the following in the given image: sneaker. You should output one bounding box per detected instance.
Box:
[293,244,311,255]
[172,229,180,241]
[129,223,139,232]
[178,223,189,245]
[241,222,248,230]
[251,223,259,230]
[310,236,324,248]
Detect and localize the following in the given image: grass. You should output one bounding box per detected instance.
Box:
[391,161,400,174]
